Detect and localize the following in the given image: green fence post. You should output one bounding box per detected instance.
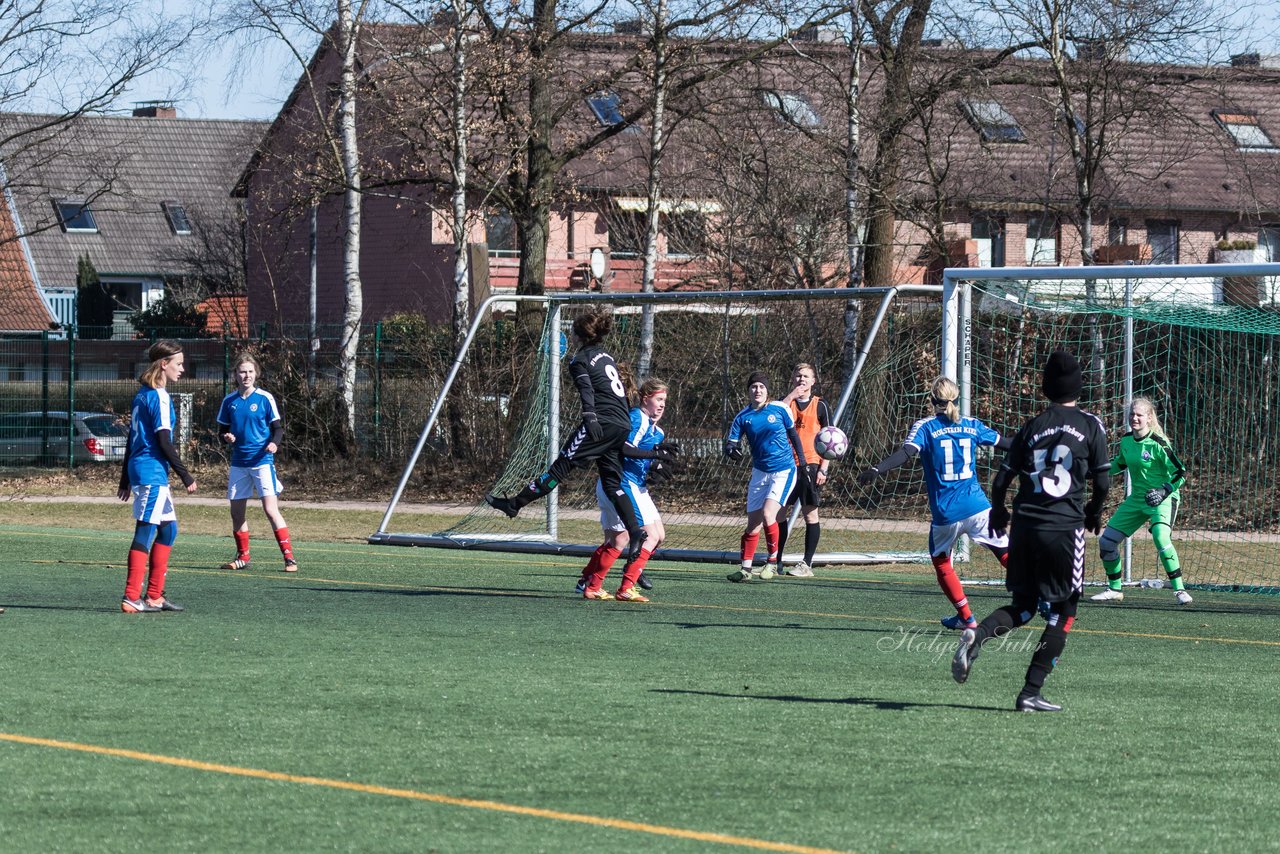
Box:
[40,330,51,464]
[66,327,76,470]
[222,328,230,400]
[373,321,383,459]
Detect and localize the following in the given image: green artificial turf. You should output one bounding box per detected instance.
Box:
[1,513,1278,853]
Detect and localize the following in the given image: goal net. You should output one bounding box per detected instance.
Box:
[373,286,954,568]
[942,262,1280,593]
[373,263,1280,595]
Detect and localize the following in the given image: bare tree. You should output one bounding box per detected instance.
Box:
[0,0,200,243]
[219,0,389,451]
[974,0,1234,380]
[467,0,849,340]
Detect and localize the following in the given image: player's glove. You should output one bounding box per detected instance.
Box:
[856,467,879,486]
[655,441,681,462]
[988,504,1011,536]
[647,459,672,485]
[723,440,744,462]
[582,412,603,441]
[1145,484,1173,507]
[1084,510,1103,535]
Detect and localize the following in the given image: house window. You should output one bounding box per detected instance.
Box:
[162,201,192,235]
[586,92,624,127]
[971,213,1006,267]
[962,100,1025,143]
[665,212,708,257]
[1147,220,1179,264]
[1026,213,1058,265]
[1212,111,1278,152]
[763,91,821,128]
[608,211,649,258]
[485,209,517,254]
[1107,217,1128,245]
[54,200,98,233]
[1258,226,1280,262]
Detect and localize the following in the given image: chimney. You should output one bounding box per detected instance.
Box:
[1231,52,1261,67]
[133,101,177,118]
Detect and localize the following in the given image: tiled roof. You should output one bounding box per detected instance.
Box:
[0,112,268,288]
[0,196,52,332]
[252,30,1280,221]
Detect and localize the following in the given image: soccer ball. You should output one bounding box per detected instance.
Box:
[814,426,849,461]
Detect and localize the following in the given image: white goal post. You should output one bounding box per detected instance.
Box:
[370,285,948,566]
[941,261,1280,592]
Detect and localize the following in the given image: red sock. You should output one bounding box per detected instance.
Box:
[124,548,148,601]
[146,542,172,601]
[932,553,972,621]
[740,531,760,566]
[273,527,293,560]
[587,544,622,590]
[764,522,779,562]
[234,529,250,558]
[580,548,604,584]
[620,549,653,592]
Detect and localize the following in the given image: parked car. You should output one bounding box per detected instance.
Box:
[0,411,128,464]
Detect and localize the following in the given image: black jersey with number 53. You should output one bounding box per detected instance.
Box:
[568,345,631,429]
[1002,403,1109,530]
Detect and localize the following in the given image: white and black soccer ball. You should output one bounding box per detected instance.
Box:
[814,425,849,461]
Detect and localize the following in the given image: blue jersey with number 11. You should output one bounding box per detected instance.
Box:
[905,416,1001,525]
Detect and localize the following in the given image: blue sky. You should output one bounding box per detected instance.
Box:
[126,30,309,121]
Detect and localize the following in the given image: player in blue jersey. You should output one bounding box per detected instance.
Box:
[723,371,809,582]
[578,377,674,601]
[116,340,196,613]
[217,354,296,572]
[858,376,1011,629]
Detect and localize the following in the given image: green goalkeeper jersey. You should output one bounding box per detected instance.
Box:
[1110,431,1187,498]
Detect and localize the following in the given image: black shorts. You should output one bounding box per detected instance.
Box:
[550,421,628,489]
[1006,524,1085,605]
[785,462,823,508]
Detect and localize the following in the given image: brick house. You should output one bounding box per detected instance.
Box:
[236,26,1280,328]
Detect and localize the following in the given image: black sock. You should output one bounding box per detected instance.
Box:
[1021,623,1068,698]
[776,515,790,559]
[512,473,556,509]
[976,605,1020,646]
[804,523,820,564]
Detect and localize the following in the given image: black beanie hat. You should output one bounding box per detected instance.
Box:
[746,371,769,390]
[1042,351,1083,403]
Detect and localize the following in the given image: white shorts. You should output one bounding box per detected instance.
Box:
[595,479,659,532]
[131,484,177,524]
[746,468,795,513]
[929,508,1009,556]
[227,464,283,500]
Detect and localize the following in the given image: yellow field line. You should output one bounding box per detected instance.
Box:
[0,732,850,854]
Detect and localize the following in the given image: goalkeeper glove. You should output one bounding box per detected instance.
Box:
[655,442,681,462]
[647,460,671,485]
[856,467,879,486]
[582,412,603,441]
[988,504,1011,536]
[1145,484,1173,507]
[724,440,743,462]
